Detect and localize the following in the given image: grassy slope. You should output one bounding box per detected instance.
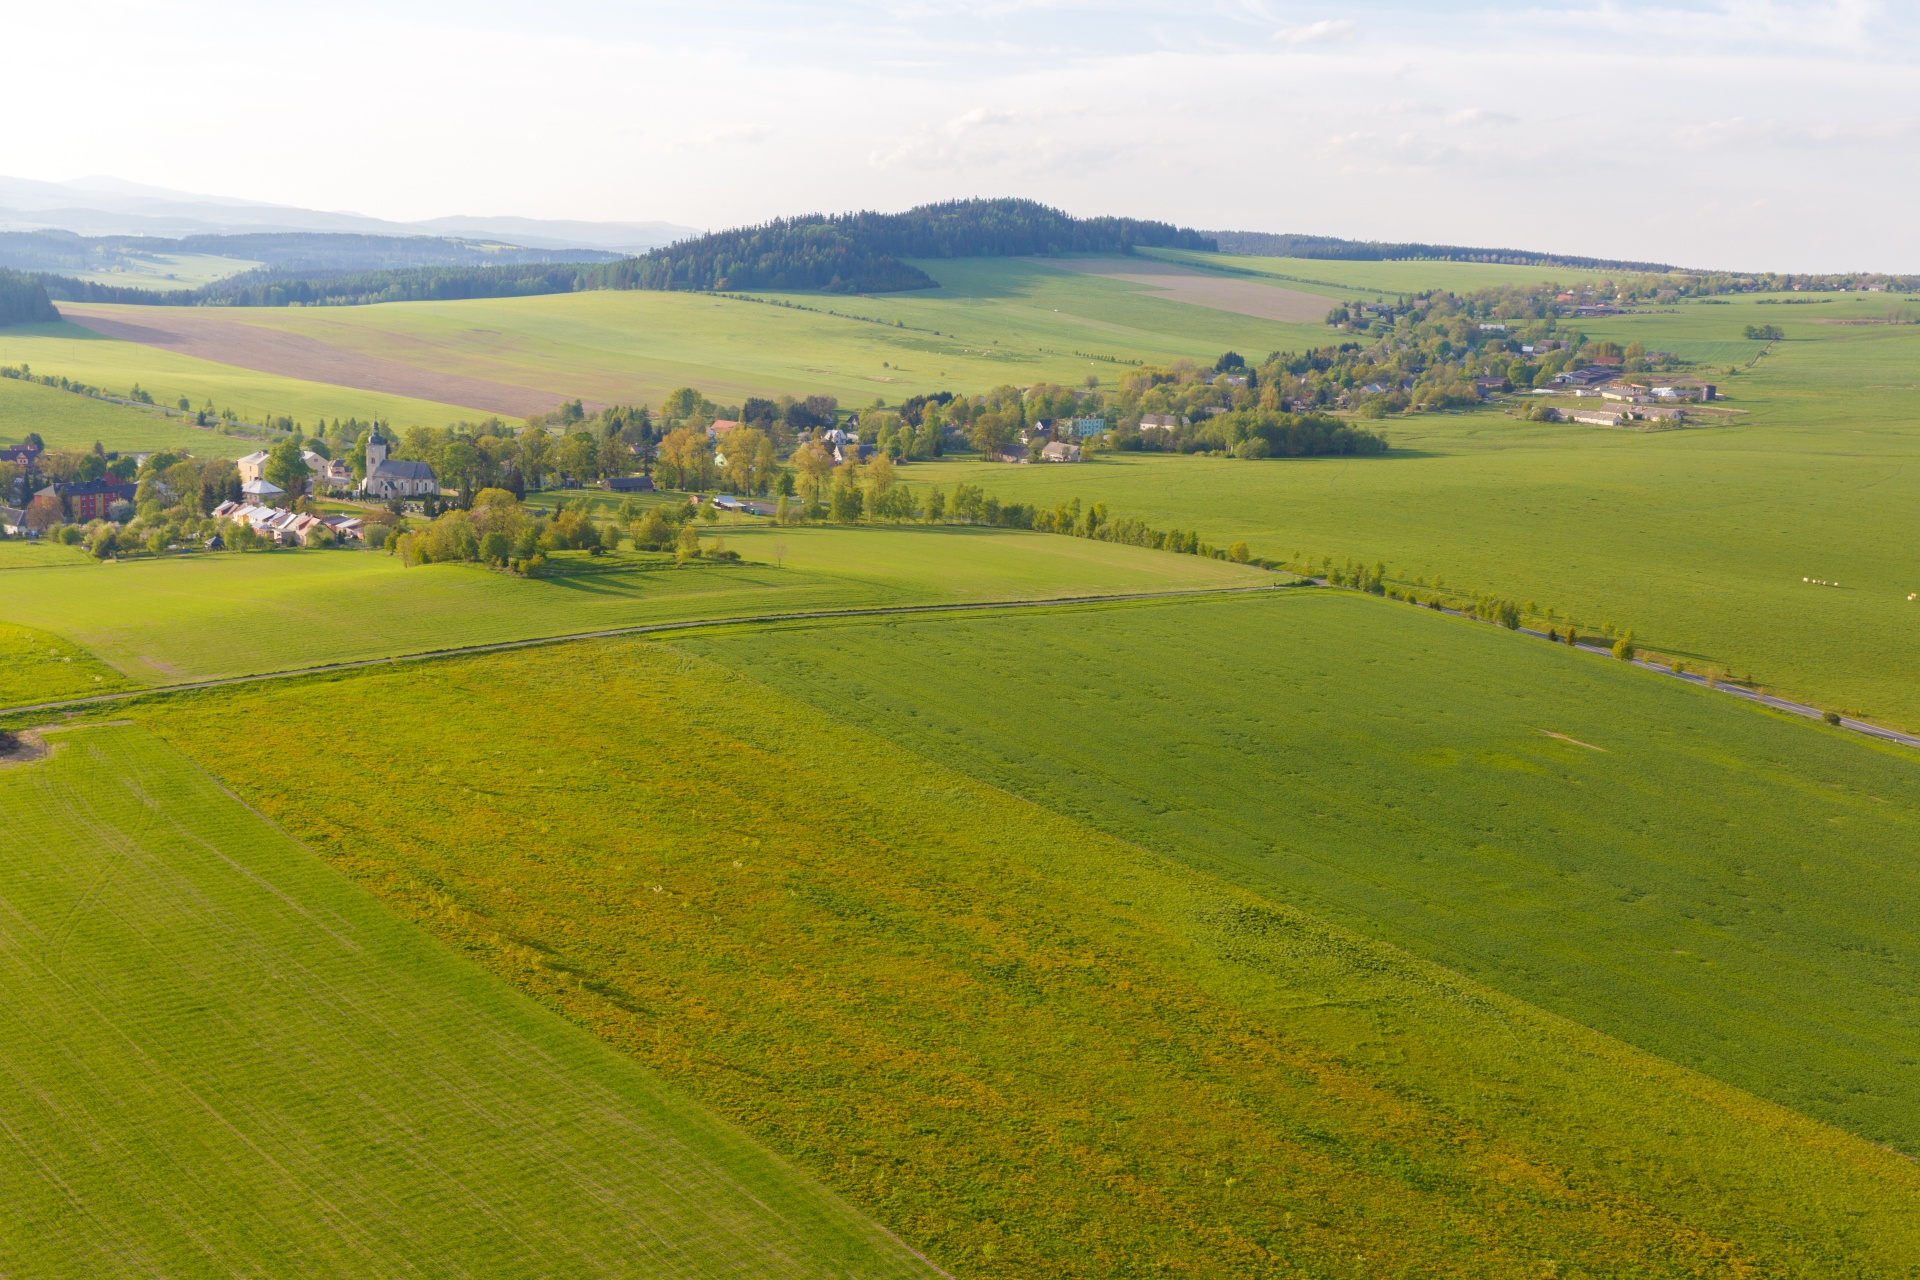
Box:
[0,375,254,457]
[0,721,926,1279]
[0,527,1263,688]
[0,319,485,430]
[916,297,1920,728]
[27,259,1321,418]
[1153,248,1617,296]
[127,639,1920,1278]
[678,591,1920,1155]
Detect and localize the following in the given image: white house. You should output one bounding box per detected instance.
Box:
[1040,441,1082,463]
[304,450,353,492]
[358,425,439,499]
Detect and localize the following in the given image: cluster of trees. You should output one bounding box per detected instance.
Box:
[0,270,58,326]
[596,198,1215,295]
[386,489,737,573]
[1743,323,1786,341]
[1281,287,1701,414]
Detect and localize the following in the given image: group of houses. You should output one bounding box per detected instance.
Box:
[209,500,367,546]
[1544,367,1717,426]
[235,426,438,503]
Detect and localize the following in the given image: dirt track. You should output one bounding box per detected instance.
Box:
[1029,258,1334,323]
[59,305,581,418]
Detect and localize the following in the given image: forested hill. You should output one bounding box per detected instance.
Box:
[33,199,1215,305]
[1210,229,1675,273]
[0,269,58,326]
[598,199,1217,292]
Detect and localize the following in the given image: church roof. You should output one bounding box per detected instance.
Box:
[368,458,435,480]
[368,424,388,446]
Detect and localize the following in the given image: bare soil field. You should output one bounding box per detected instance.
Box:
[59,305,582,419]
[1028,257,1335,323]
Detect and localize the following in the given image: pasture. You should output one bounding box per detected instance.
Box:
[0,375,255,457]
[914,300,1920,728]
[0,526,1264,690]
[0,622,131,706]
[123,634,1920,1278]
[680,590,1920,1155]
[1150,247,1619,297]
[0,721,927,1279]
[20,256,1326,422]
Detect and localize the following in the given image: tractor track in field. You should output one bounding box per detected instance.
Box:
[0,583,1295,718]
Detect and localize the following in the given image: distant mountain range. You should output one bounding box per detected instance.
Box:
[0,175,698,252]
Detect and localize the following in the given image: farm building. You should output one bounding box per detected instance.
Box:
[1138,414,1183,431]
[1568,409,1626,427]
[605,475,656,493]
[359,426,439,499]
[1040,441,1082,462]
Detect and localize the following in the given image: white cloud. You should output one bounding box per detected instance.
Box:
[1271,18,1355,45]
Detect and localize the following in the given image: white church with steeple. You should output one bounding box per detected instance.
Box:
[358,425,440,499]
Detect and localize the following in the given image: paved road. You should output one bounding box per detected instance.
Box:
[0,583,1292,719]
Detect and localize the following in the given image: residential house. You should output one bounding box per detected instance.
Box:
[1478,323,1507,333]
[1039,441,1082,463]
[241,477,285,504]
[236,450,271,484]
[708,419,740,438]
[36,479,136,522]
[1070,417,1106,437]
[304,450,353,493]
[358,425,439,499]
[1137,414,1183,432]
[0,506,25,534]
[0,443,41,468]
[1473,376,1510,396]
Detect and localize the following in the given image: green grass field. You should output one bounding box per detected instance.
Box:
[0,622,132,705]
[1150,247,1618,297]
[116,633,1920,1278]
[0,526,1263,690]
[24,259,1320,419]
[678,590,1920,1156]
[0,720,927,1278]
[911,299,1920,729]
[0,375,257,457]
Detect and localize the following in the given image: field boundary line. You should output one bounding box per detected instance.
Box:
[0,583,1293,718]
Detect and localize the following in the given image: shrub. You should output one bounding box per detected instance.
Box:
[1613,634,1636,661]
[1823,710,1843,725]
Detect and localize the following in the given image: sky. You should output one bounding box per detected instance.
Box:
[11,0,1919,270]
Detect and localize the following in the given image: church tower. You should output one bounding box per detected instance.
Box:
[364,424,388,471]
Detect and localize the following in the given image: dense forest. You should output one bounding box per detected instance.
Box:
[0,269,58,326]
[597,199,1215,293]
[31,199,1215,306]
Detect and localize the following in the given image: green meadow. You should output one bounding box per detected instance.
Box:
[0,526,1263,692]
[680,590,1920,1154]
[0,721,926,1279]
[113,633,1920,1278]
[0,375,255,457]
[1151,247,1617,297]
[914,296,1920,728]
[14,255,1323,423]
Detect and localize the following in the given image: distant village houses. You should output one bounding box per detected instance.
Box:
[35,479,136,522]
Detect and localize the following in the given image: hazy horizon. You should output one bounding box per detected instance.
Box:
[12,1,1918,272]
